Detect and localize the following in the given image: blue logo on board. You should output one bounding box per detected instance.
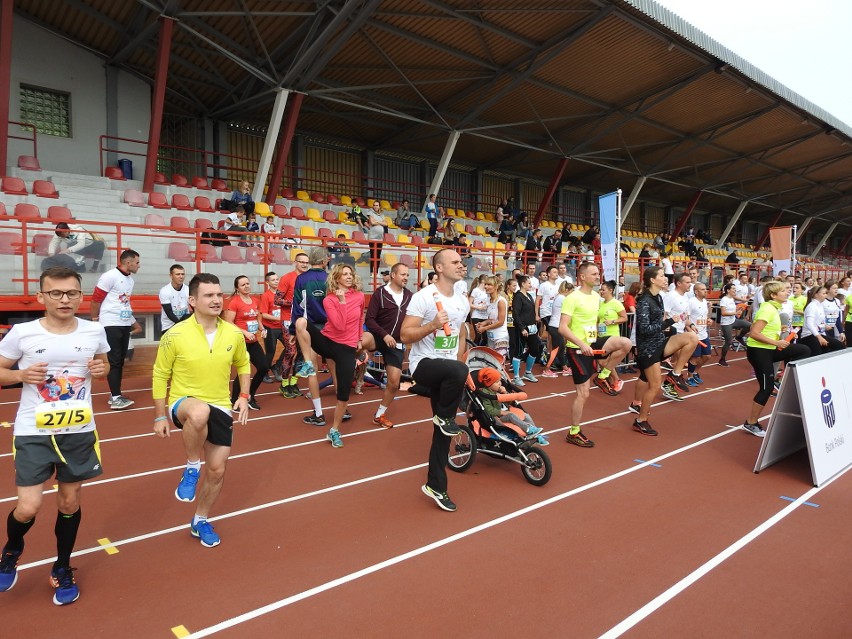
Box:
[820,377,835,429]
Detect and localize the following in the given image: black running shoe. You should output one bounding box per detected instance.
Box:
[247,398,261,411]
[433,415,460,436]
[627,402,642,415]
[667,373,690,393]
[718,359,729,367]
[303,413,326,426]
[421,484,457,512]
[633,419,658,436]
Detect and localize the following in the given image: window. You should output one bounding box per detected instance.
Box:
[19,85,71,138]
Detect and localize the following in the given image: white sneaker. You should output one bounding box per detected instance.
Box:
[522,372,538,383]
[511,376,526,387]
[110,396,135,410]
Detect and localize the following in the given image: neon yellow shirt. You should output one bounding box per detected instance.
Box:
[790,294,806,327]
[746,301,781,350]
[153,315,251,409]
[561,289,601,348]
[598,298,624,337]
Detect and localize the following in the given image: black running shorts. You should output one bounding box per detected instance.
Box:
[13,431,103,486]
[171,397,234,447]
[566,336,609,384]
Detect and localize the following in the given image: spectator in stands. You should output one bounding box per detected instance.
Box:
[442,218,458,245]
[260,213,279,247]
[394,199,418,231]
[348,203,369,234]
[424,194,439,238]
[591,231,601,256]
[515,210,530,240]
[652,233,665,253]
[328,233,353,267]
[694,245,708,266]
[224,207,249,246]
[497,216,516,245]
[245,212,261,247]
[495,203,505,224]
[524,228,543,266]
[420,271,437,289]
[225,180,254,214]
[581,225,598,245]
[725,249,740,265]
[367,200,385,276]
[543,229,562,264]
[47,222,106,273]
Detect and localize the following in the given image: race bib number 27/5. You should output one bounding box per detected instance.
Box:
[35,400,93,433]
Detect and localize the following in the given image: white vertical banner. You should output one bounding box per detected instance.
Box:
[598,189,621,283]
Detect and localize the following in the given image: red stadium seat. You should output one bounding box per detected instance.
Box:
[383,233,395,243]
[310,192,325,203]
[326,194,340,205]
[172,194,193,211]
[32,180,58,198]
[33,233,52,256]
[0,232,23,255]
[465,224,474,234]
[124,189,146,207]
[318,227,333,239]
[48,206,73,221]
[17,155,41,171]
[354,196,366,206]
[171,174,188,187]
[290,206,306,220]
[167,242,192,261]
[194,218,214,230]
[352,230,366,242]
[197,244,221,263]
[411,235,424,246]
[280,188,295,199]
[323,209,338,224]
[154,172,168,184]
[14,203,41,219]
[1,177,27,195]
[221,245,243,263]
[148,192,170,209]
[0,202,5,216]
[269,247,288,264]
[104,166,125,180]
[211,178,228,192]
[194,196,214,213]
[399,254,414,267]
[281,225,297,237]
[144,213,166,226]
[170,216,191,230]
[273,204,288,218]
[246,247,265,264]
[192,176,210,190]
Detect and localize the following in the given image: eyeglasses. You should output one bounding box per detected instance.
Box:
[295,261,309,265]
[41,290,82,300]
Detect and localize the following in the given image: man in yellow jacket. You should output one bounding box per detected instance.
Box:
[152,273,250,548]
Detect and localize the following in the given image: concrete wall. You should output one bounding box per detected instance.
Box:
[7,16,150,175]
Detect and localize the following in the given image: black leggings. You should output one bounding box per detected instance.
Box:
[263,327,286,370]
[104,325,131,396]
[746,343,811,406]
[546,325,566,368]
[307,322,356,401]
[720,319,751,358]
[514,327,542,361]
[231,341,268,402]
[799,334,846,357]
[471,318,488,346]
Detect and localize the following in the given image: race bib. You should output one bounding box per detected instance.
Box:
[597,322,607,335]
[434,333,459,354]
[119,309,133,320]
[35,400,93,433]
[272,309,281,319]
[696,318,707,326]
[584,325,598,342]
[526,324,538,335]
[247,320,259,333]
[792,312,803,324]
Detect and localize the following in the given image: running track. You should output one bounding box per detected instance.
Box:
[0,354,849,638]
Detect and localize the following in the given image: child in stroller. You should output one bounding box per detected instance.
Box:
[475,367,549,446]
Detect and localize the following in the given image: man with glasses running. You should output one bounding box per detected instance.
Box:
[0,267,110,605]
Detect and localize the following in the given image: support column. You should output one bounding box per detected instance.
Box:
[716,201,748,248]
[142,17,174,193]
[753,210,784,250]
[669,190,702,240]
[836,229,852,256]
[422,131,460,211]
[810,222,840,258]
[265,92,303,205]
[252,88,289,203]
[619,175,647,230]
[533,157,568,228]
[0,0,15,172]
[105,66,119,168]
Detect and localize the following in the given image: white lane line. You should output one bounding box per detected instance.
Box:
[180,427,744,638]
[597,463,852,639]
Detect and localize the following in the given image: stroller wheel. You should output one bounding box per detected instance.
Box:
[447,424,477,473]
[520,446,552,486]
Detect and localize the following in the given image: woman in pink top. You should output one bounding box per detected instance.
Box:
[294,263,365,447]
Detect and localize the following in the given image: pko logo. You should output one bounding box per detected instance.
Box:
[820,377,835,429]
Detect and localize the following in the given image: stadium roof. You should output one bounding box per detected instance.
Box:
[15,0,852,244]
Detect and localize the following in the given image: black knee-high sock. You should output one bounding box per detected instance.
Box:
[54,509,81,570]
[6,510,35,553]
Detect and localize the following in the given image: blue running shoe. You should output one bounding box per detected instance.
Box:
[692,373,704,385]
[50,566,79,605]
[0,547,21,592]
[327,429,344,448]
[687,377,699,387]
[296,360,316,378]
[175,467,200,502]
[526,425,543,437]
[190,519,221,548]
[536,435,550,446]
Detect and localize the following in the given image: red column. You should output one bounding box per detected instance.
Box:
[753,210,784,250]
[837,229,852,256]
[669,190,702,240]
[533,157,568,228]
[0,0,14,174]
[265,92,304,205]
[142,17,174,193]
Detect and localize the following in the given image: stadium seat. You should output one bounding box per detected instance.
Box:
[339,195,352,206]
[326,194,340,205]
[194,218,213,230]
[192,176,210,190]
[323,209,338,224]
[211,178,229,192]
[0,232,23,255]
[197,244,221,263]
[221,245,243,263]
[300,226,316,238]
[1,177,27,195]
[475,212,485,221]
[352,230,366,242]
[170,216,191,230]
[144,213,166,227]
[383,253,398,267]
[354,197,366,207]
[0,202,5,216]
[33,233,52,256]
[149,192,169,209]
[307,208,323,222]
[171,174,189,187]
[399,254,414,267]
[290,206,306,220]
[153,172,168,184]
[172,194,193,211]
[380,200,392,211]
[296,190,311,202]
[30,180,57,199]
[124,189,146,207]
[334,229,350,239]
[246,247,265,264]
[168,242,192,261]
[310,192,325,203]
[411,235,424,246]
[104,166,125,180]
[318,227,333,239]
[340,212,353,225]
[47,206,72,221]
[269,247,288,264]
[273,204,288,218]
[397,234,410,244]
[383,233,395,243]
[280,188,295,199]
[195,196,215,213]
[472,240,483,249]
[17,155,41,171]
[14,203,41,219]
[254,202,271,217]
[281,225,297,237]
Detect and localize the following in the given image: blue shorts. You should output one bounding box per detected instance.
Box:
[692,341,712,358]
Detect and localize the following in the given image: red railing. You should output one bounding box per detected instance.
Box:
[7,120,38,160]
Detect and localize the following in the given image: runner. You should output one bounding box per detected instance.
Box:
[222,275,267,410]
[363,263,413,429]
[628,266,699,436]
[799,285,845,356]
[401,248,469,512]
[259,271,285,384]
[543,280,573,377]
[789,281,807,337]
[152,273,250,547]
[475,275,510,358]
[274,252,310,397]
[559,262,631,447]
[686,282,712,386]
[741,281,810,436]
[90,249,139,410]
[159,264,190,335]
[0,267,110,605]
[510,275,541,386]
[717,282,751,367]
[662,272,697,393]
[597,279,628,392]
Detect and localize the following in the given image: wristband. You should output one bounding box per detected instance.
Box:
[153,416,167,422]
[239,393,250,399]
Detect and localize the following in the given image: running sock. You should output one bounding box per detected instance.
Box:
[598,367,611,380]
[192,514,207,527]
[525,354,535,371]
[312,398,322,417]
[54,508,81,570]
[687,362,696,373]
[6,510,35,552]
[512,358,521,378]
[569,424,581,435]
[375,404,388,418]
[111,395,121,402]
[186,460,201,472]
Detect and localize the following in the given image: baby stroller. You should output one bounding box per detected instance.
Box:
[448,346,552,486]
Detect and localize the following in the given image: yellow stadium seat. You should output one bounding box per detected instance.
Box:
[495,257,508,271]
[307,208,323,222]
[496,242,505,250]
[384,216,397,230]
[383,253,398,267]
[296,190,311,202]
[300,226,316,237]
[398,234,410,244]
[476,212,485,221]
[484,214,495,222]
[339,195,352,206]
[455,223,464,233]
[254,202,271,217]
[475,225,487,236]
[289,248,304,261]
[446,208,456,217]
[381,200,393,211]
[367,198,378,208]
[485,241,495,249]
[338,212,353,224]
[335,229,350,238]
[570,224,579,231]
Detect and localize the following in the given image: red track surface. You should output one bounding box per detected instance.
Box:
[0,354,849,638]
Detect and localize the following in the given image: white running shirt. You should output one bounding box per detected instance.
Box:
[663,290,690,333]
[537,280,559,318]
[159,283,189,331]
[95,268,135,327]
[687,297,710,340]
[406,283,470,373]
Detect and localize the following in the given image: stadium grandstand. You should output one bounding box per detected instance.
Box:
[0,1,850,636]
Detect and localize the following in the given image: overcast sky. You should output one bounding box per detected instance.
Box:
[652,0,852,129]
